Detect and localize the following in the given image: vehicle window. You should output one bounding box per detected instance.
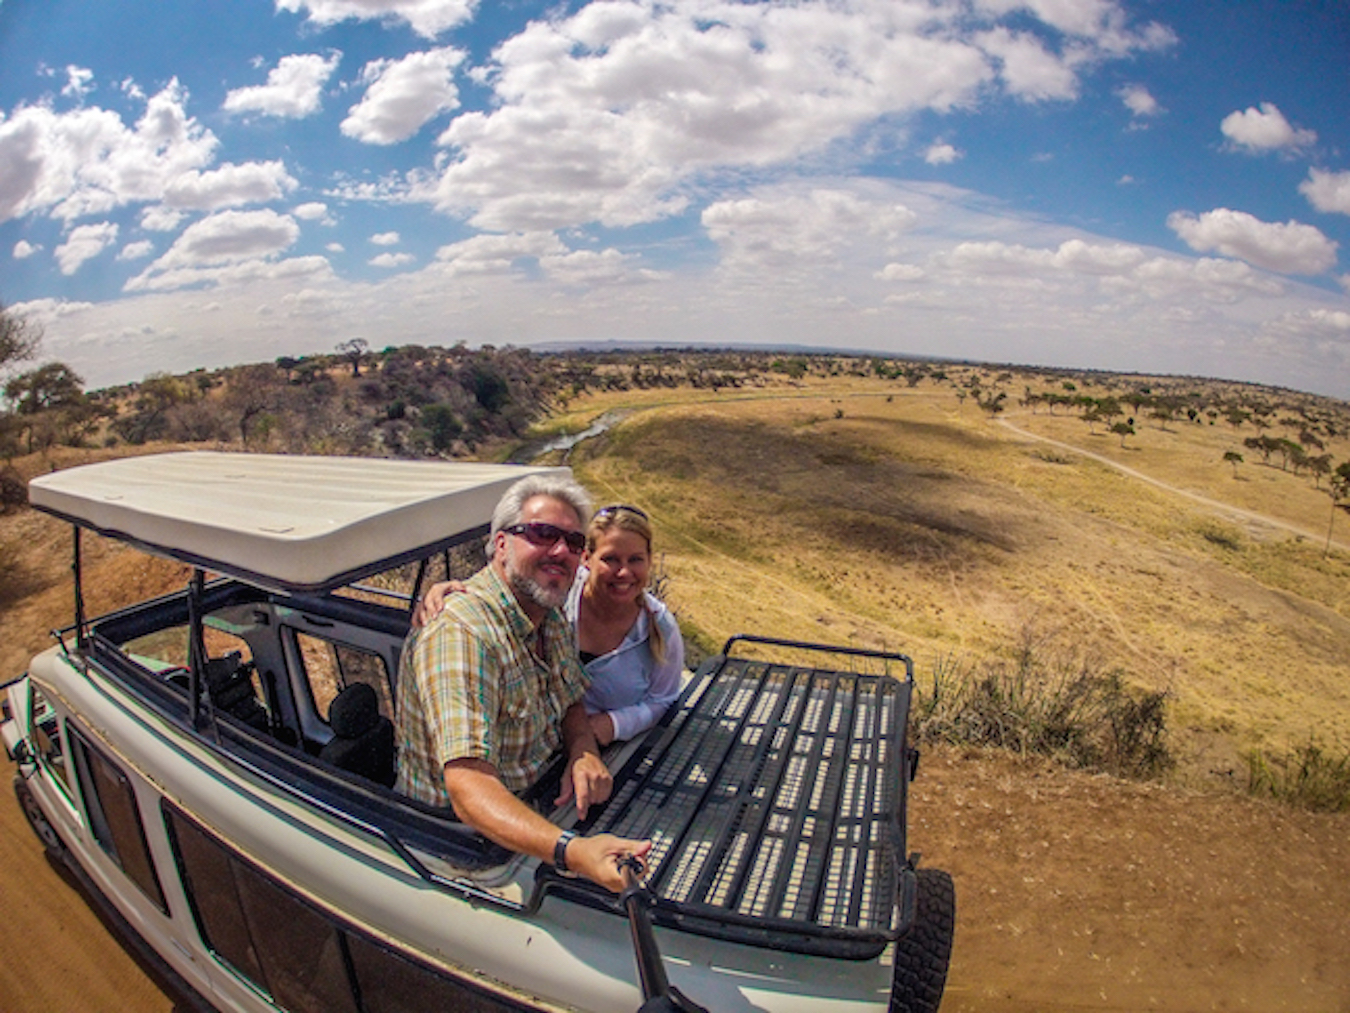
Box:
[165,805,359,1013]
[122,626,253,674]
[31,688,71,798]
[69,728,167,913]
[294,633,393,723]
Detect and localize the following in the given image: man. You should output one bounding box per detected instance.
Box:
[396,473,650,892]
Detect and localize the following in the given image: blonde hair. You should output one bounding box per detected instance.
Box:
[587,505,665,663]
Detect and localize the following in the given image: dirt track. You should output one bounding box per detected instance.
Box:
[2,744,1346,1013]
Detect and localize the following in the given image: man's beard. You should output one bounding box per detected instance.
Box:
[505,544,570,610]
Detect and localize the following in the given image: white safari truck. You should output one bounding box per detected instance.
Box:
[3,452,954,1013]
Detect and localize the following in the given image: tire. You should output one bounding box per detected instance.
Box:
[890,867,955,1013]
[13,774,66,857]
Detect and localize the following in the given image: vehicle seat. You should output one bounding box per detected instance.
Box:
[319,683,396,788]
[205,653,270,733]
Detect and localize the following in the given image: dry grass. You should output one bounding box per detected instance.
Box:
[547,377,1350,790]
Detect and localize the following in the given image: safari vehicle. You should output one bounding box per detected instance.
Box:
[2,451,954,1013]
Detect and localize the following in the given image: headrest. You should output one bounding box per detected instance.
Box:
[329,682,380,737]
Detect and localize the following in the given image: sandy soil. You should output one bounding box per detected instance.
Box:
[1,744,1346,1013]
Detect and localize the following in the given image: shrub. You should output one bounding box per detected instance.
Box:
[912,630,1172,780]
[1246,739,1350,812]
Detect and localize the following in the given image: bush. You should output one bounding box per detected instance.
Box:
[912,630,1173,780]
[1246,739,1350,812]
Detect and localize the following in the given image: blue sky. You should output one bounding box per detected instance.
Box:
[2,0,1349,397]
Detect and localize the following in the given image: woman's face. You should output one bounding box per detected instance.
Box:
[585,527,650,606]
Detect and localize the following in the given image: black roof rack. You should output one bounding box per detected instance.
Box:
[550,635,916,959]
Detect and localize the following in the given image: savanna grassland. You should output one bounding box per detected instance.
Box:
[538,375,1350,787]
[2,355,1349,1012]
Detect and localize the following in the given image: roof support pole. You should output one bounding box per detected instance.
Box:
[187,568,207,729]
[72,527,86,651]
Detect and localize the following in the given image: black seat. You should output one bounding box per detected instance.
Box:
[205,653,270,733]
[319,683,396,788]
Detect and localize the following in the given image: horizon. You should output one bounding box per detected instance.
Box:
[2,0,1348,399]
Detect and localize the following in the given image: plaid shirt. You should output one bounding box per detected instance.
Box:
[395,563,589,807]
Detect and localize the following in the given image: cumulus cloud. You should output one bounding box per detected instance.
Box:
[117,240,155,261]
[434,231,567,275]
[370,231,400,245]
[431,0,1172,231]
[13,239,40,259]
[162,160,298,210]
[293,201,331,221]
[222,52,341,119]
[1118,83,1160,119]
[924,142,962,165]
[0,79,217,224]
[703,188,917,272]
[276,0,475,39]
[1220,102,1316,154]
[370,251,416,268]
[1300,169,1350,216]
[126,208,301,290]
[342,47,464,145]
[62,66,96,102]
[141,205,186,231]
[1167,208,1338,275]
[55,221,119,274]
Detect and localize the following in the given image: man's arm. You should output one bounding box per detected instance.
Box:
[443,758,648,893]
[556,700,612,818]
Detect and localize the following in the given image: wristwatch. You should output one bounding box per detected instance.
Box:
[554,830,577,875]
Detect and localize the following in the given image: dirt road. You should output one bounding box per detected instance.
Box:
[2,744,1346,1012]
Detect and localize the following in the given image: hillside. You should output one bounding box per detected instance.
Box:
[2,357,1349,1010]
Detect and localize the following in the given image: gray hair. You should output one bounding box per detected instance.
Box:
[487,473,593,559]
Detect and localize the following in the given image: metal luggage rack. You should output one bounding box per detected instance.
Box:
[557,634,916,959]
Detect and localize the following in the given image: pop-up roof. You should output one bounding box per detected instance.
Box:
[29,452,570,592]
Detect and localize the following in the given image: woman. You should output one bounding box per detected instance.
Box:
[417,504,684,745]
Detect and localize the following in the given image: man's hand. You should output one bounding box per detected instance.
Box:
[556,748,612,819]
[565,834,653,893]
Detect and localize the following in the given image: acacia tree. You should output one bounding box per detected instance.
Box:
[1223,449,1243,478]
[337,338,369,378]
[1325,462,1350,557]
[0,301,41,373]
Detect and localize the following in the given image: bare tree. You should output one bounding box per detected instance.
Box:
[337,338,369,378]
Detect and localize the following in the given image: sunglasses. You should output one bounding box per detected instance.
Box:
[595,503,649,520]
[503,522,586,554]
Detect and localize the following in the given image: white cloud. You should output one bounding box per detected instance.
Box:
[163,160,298,210]
[127,208,302,290]
[370,251,416,268]
[55,221,119,274]
[326,241,345,253]
[1167,208,1338,275]
[141,205,186,231]
[703,188,917,273]
[1300,169,1350,216]
[1220,102,1316,154]
[117,240,155,261]
[294,201,331,221]
[1118,83,1160,118]
[877,262,925,281]
[431,0,1171,231]
[62,66,95,102]
[924,142,961,165]
[223,52,342,119]
[434,231,567,275]
[341,47,464,145]
[275,0,475,38]
[0,79,218,224]
[370,231,401,246]
[13,239,40,259]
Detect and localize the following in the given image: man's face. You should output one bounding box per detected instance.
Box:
[498,494,584,613]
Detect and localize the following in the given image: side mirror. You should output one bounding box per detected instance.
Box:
[12,738,35,772]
